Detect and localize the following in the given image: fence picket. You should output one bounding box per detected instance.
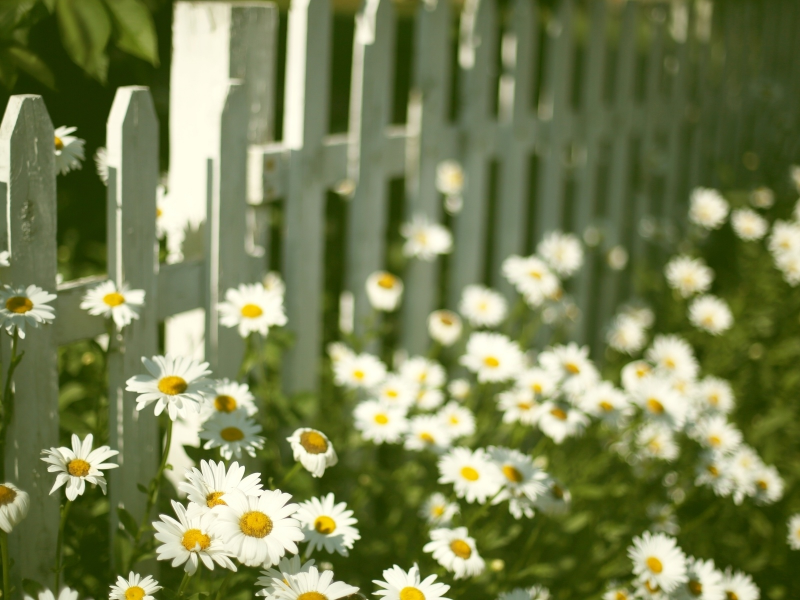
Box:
[0,95,59,584]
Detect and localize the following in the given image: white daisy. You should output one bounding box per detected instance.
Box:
[125,354,214,420]
[628,531,688,593]
[353,400,408,443]
[688,295,733,335]
[538,343,596,383]
[607,245,629,270]
[787,513,800,550]
[199,409,266,460]
[694,377,735,415]
[374,563,451,600]
[537,231,583,277]
[607,314,648,354]
[438,401,476,439]
[211,489,303,568]
[404,415,454,452]
[499,588,551,600]
[537,402,589,444]
[218,282,287,337]
[602,586,634,600]
[664,256,714,298]
[374,375,418,410]
[621,360,654,393]
[768,220,800,258]
[79,280,145,331]
[514,368,557,398]
[24,589,78,600]
[752,464,784,505]
[750,186,774,208]
[636,423,679,462]
[179,459,263,511]
[366,271,404,311]
[401,214,453,261]
[295,493,360,557]
[0,284,56,338]
[490,447,548,520]
[502,255,560,306]
[54,126,85,175]
[41,434,118,501]
[689,188,729,229]
[775,250,800,286]
[436,160,465,196]
[256,555,316,597]
[109,573,160,600]
[0,251,10,267]
[420,493,459,526]
[414,387,446,411]
[720,569,759,600]
[428,310,463,346]
[286,428,338,478]
[448,379,471,401]
[334,352,387,389]
[458,285,508,328]
[694,452,734,498]
[731,209,768,241]
[647,335,699,381]
[153,500,236,574]
[634,376,688,430]
[690,416,742,454]
[95,146,108,184]
[672,557,724,600]
[438,447,502,504]
[460,332,524,383]
[0,482,29,533]
[423,527,485,580]
[202,378,258,419]
[535,477,571,515]
[399,356,446,389]
[272,566,359,600]
[497,389,541,426]
[327,342,355,365]
[579,381,630,425]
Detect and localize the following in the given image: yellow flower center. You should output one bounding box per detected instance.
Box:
[125,586,145,600]
[220,427,244,442]
[552,484,564,499]
[239,510,273,538]
[156,207,163,218]
[439,314,455,326]
[708,394,719,406]
[517,402,533,410]
[708,435,721,447]
[756,479,768,490]
[0,485,17,506]
[54,136,64,150]
[450,539,472,559]
[550,407,568,420]
[420,432,435,443]
[448,415,459,425]
[297,594,327,600]
[646,398,665,414]
[565,362,580,374]
[688,580,703,596]
[726,593,739,600]
[241,303,263,318]
[377,273,397,289]
[529,269,543,280]
[599,401,614,412]
[432,505,445,517]
[5,296,33,314]
[400,588,425,600]
[646,556,663,574]
[314,515,336,534]
[374,413,389,425]
[707,465,719,477]
[68,458,91,477]
[181,528,211,551]
[664,358,676,369]
[386,389,399,398]
[615,593,628,600]
[460,466,479,481]
[300,431,329,454]
[206,491,227,507]
[214,394,237,412]
[353,369,366,381]
[102,292,126,307]
[645,581,660,593]
[158,376,188,396]
[502,465,523,483]
[636,366,649,377]
[532,383,543,393]
[483,356,500,368]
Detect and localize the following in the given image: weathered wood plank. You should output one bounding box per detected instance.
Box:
[0,95,59,584]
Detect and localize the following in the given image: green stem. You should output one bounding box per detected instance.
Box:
[279,462,303,488]
[1,531,10,600]
[54,499,72,593]
[465,489,503,529]
[0,328,23,481]
[213,571,231,600]
[177,571,191,598]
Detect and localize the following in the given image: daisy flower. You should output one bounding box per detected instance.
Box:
[502,255,560,306]
[688,295,733,335]
[211,489,303,567]
[366,271,404,311]
[690,416,742,454]
[405,415,454,452]
[256,555,316,597]
[731,209,768,241]
[579,381,630,425]
[621,360,654,393]
[200,409,266,460]
[41,434,118,501]
[327,342,355,365]
[636,423,679,462]
[750,186,774,208]
[537,231,583,277]
[438,401,476,439]
[428,310,463,346]
[602,586,634,600]
[413,388,445,412]
[694,377,734,414]
[673,557,724,600]
[420,493,459,526]
[24,589,78,600]
[401,214,453,260]
[153,500,236,574]
[202,378,258,419]
[634,377,688,430]
[374,564,451,600]
[460,332,524,383]
[787,513,800,550]
[688,188,728,229]
[537,402,589,444]
[499,588,551,600]
[538,343,596,382]
[628,531,688,593]
[497,389,541,426]
[448,379,471,401]
[354,400,408,443]
[647,335,699,381]
[490,447,548,520]
[664,256,714,298]
[0,284,56,338]
[535,478,571,515]
[0,251,9,267]
[458,285,508,327]
[438,447,502,504]
[218,282,287,337]
[768,220,800,257]
[374,375,418,410]
[287,428,338,478]
[179,459,262,511]
[79,280,145,331]
[436,160,465,196]
[0,482,29,532]
[295,493,360,557]
[720,569,759,600]
[607,314,648,354]
[272,566,359,600]
[694,452,734,498]
[423,527,485,580]
[752,464,784,505]
[54,126,85,175]
[515,368,557,398]
[109,573,160,600]
[399,356,446,389]
[125,354,214,420]
[774,250,800,286]
[95,146,108,184]
[334,352,387,389]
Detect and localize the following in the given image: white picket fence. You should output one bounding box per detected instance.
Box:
[3,0,793,585]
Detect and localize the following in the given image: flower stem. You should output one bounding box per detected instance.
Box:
[1,531,10,600]
[465,489,502,529]
[280,462,303,487]
[213,571,231,600]
[54,499,72,593]
[177,571,191,598]
[0,328,23,481]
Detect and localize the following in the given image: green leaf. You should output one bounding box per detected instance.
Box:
[103,0,158,65]
[136,483,148,495]
[0,48,18,89]
[116,506,139,539]
[55,0,111,82]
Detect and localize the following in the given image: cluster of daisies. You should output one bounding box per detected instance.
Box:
[605,530,760,600]
[664,251,732,336]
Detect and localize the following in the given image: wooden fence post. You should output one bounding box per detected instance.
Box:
[105,87,160,560]
[0,95,59,584]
